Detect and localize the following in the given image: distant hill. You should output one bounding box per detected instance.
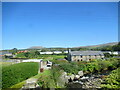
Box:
[27,46,45,49]
[26,42,118,50]
[73,42,118,49]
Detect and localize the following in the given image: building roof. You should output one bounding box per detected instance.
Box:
[0,51,12,55]
[70,51,104,56]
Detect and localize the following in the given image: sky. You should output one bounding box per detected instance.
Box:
[2,2,118,49]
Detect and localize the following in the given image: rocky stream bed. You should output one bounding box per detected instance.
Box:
[66,70,111,89]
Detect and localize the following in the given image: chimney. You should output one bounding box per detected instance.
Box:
[68,48,71,54]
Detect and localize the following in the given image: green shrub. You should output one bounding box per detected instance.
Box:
[2,62,39,89]
[60,63,79,74]
[86,64,95,73]
[101,67,120,88]
[37,66,64,88]
[59,58,119,75]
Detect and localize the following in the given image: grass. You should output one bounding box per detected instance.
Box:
[33,70,51,79]
[10,81,26,89]
[10,70,50,89]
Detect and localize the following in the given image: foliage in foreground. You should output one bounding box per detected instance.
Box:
[101,67,120,88]
[37,66,64,88]
[2,62,39,89]
[59,58,120,74]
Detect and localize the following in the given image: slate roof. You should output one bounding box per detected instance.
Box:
[70,51,104,56]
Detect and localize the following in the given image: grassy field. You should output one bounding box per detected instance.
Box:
[2,62,39,89]
[10,70,50,89]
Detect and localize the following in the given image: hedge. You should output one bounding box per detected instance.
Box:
[2,62,39,89]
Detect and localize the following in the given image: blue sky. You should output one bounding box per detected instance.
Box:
[2,2,118,49]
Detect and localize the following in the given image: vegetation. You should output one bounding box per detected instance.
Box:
[10,48,18,55]
[37,66,64,88]
[37,58,120,89]
[92,42,120,51]
[59,58,120,74]
[10,81,26,89]
[16,50,66,59]
[71,42,120,51]
[103,53,114,58]
[2,62,39,89]
[101,67,120,88]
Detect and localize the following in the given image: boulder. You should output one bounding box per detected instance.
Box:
[81,76,89,80]
[65,76,70,80]
[75,75,80,79]
[70,74,75,80]
[78,71,83,76]
[64,76,69,83]
[62,72,67,78]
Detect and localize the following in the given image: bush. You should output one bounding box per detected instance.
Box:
[37,66,64,88]
[60,63,79,74]
[2,62,39,89]
[101,67,120,88]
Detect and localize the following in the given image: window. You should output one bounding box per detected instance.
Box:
[77,60,79,62]
[80,55,83,58]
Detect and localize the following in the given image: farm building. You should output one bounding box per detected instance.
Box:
[67,49,104,62]
[53,51,62,54]
[39,52,53,54]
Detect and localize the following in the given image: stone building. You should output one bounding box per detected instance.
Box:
[67,49,104,62]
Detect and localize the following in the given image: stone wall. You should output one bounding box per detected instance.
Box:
[71,55,104,62]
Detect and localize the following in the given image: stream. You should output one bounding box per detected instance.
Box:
[67,70,111,89]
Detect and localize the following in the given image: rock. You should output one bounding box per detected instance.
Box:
[63,72,67,76]
[78,71,83,76]
[70,74,74,80]
[64,79,68,83]
[78,81,84,84]
[65,76,70,79]
[68,78,73,82]
[62,72,67,78]
[75,75,80,79]
[80,76,89,80]
[64,76,70,83]
[74,81,79,83]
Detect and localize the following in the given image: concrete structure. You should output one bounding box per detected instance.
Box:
[40,60,52,70]
[53,51,62,54]
[64,51,68,53]
[39,52,53,54]
[22,59,42,62]
[67,50,104,62]
[39,60,52,73]
[102,51,119,55]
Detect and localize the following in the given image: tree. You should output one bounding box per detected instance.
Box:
[104,53,113,58]
[24,52,30,58]
[35,51,40,55]
[11,48,17,55]
[112,44,120,51]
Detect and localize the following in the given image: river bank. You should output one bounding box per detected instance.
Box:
[66,70,112,89]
